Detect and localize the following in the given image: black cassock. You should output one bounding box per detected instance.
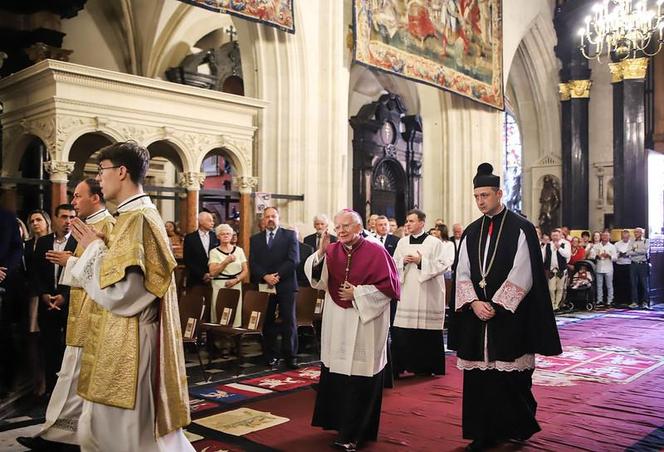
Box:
[448,208,562,442]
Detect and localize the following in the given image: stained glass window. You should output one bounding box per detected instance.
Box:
[503,111,522,213]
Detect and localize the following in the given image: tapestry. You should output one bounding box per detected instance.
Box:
[353,0,503,109]
[178,0,295,34]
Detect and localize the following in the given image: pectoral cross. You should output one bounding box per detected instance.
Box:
[479,278,487,289]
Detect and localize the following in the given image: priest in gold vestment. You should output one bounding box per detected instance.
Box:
[69,142,192,452]
[18,179,115,450]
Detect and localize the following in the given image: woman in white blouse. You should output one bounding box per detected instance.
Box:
[208,224,248,327]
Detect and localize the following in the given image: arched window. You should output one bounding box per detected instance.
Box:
[502,111,522,213]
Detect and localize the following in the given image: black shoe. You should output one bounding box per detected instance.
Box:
[285,358,298,370]
[331,440,357,451]
[266,358,279,367]
[464,439,497,451]
[16,436,59,451]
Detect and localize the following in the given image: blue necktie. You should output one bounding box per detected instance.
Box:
[268,231,274,248]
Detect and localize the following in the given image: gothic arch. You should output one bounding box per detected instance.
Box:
[349,64,421,116]
[507,13,561,221]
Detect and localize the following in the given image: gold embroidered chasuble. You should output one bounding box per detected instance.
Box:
[77,205,190,437]
[65,212,115,347]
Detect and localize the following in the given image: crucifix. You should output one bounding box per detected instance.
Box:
[225,25,237,42]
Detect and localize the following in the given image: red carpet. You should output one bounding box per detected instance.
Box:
[189,309,664,451]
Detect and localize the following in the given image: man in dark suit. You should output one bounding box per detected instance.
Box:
[0,206,23,396]
[249,207,300,369]
[293,228,314,287]
[452,223,464,262]
[34,204,77,393]
[303,214,337,250]
[374,215,399,257]
[183,211,219,288]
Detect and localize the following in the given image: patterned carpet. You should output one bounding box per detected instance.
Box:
[1,307,663,451]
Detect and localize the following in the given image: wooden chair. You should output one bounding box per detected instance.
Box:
[174,265,187,299]
[296,287,321,353]
[213,288,241,326]
[183,285,212,323]
[205,290,270,374]
[178,290,207,381]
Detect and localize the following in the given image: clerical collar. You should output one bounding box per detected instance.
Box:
[342,236,363,252]
[409,231,428,244]
[485,204,506,219]
[117,193,153,214]
[411,230,425,239]
[85,208,108,224]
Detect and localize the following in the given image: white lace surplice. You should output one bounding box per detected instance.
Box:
[455,230,535,371]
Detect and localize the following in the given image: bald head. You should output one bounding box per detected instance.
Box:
[452,223,463,240]
[197,211,214,232]
[333,210,363,244]
[634,227,644,239]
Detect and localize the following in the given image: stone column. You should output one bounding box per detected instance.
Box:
[611,57,649,229]
[44,161,75,217]
[178,172,206,234]
[560,79,591,229]
[233,175,258,256]
[0,182,17,212]
[177,191,188,236]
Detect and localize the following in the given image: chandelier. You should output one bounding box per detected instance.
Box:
[578,0,664,62]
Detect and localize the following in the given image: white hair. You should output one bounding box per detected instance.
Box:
[215,223,234,235]
[313,214,329,224]
[334,209,364,228]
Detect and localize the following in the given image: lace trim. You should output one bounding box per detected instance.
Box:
[455,280,476,310]
[492,280,527,313]
[456,353,535,372]
[53,417,78,432]
[72,242,106,288]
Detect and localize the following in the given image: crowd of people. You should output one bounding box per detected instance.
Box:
[536,225,651,311]
[0,153,570,452]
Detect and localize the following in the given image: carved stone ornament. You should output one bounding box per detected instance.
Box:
[25,42,73,63]
[558,83,571,101]
[608,62,623,84]
[56,115,95,151]
[20,117,56,152]
[44,161,75,183]
[232,175,258,194]
[621,57,649,80]
[568,80,592,98]
[178,172,206,191]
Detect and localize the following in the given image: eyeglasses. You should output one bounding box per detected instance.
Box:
[334,223,353,232]
[97,165,121,176]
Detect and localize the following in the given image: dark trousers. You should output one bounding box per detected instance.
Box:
[614,264,631,305]
[37,302,67,393]
[264,291,297,359]
[0,287,11,392]
[630,262,650,306]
